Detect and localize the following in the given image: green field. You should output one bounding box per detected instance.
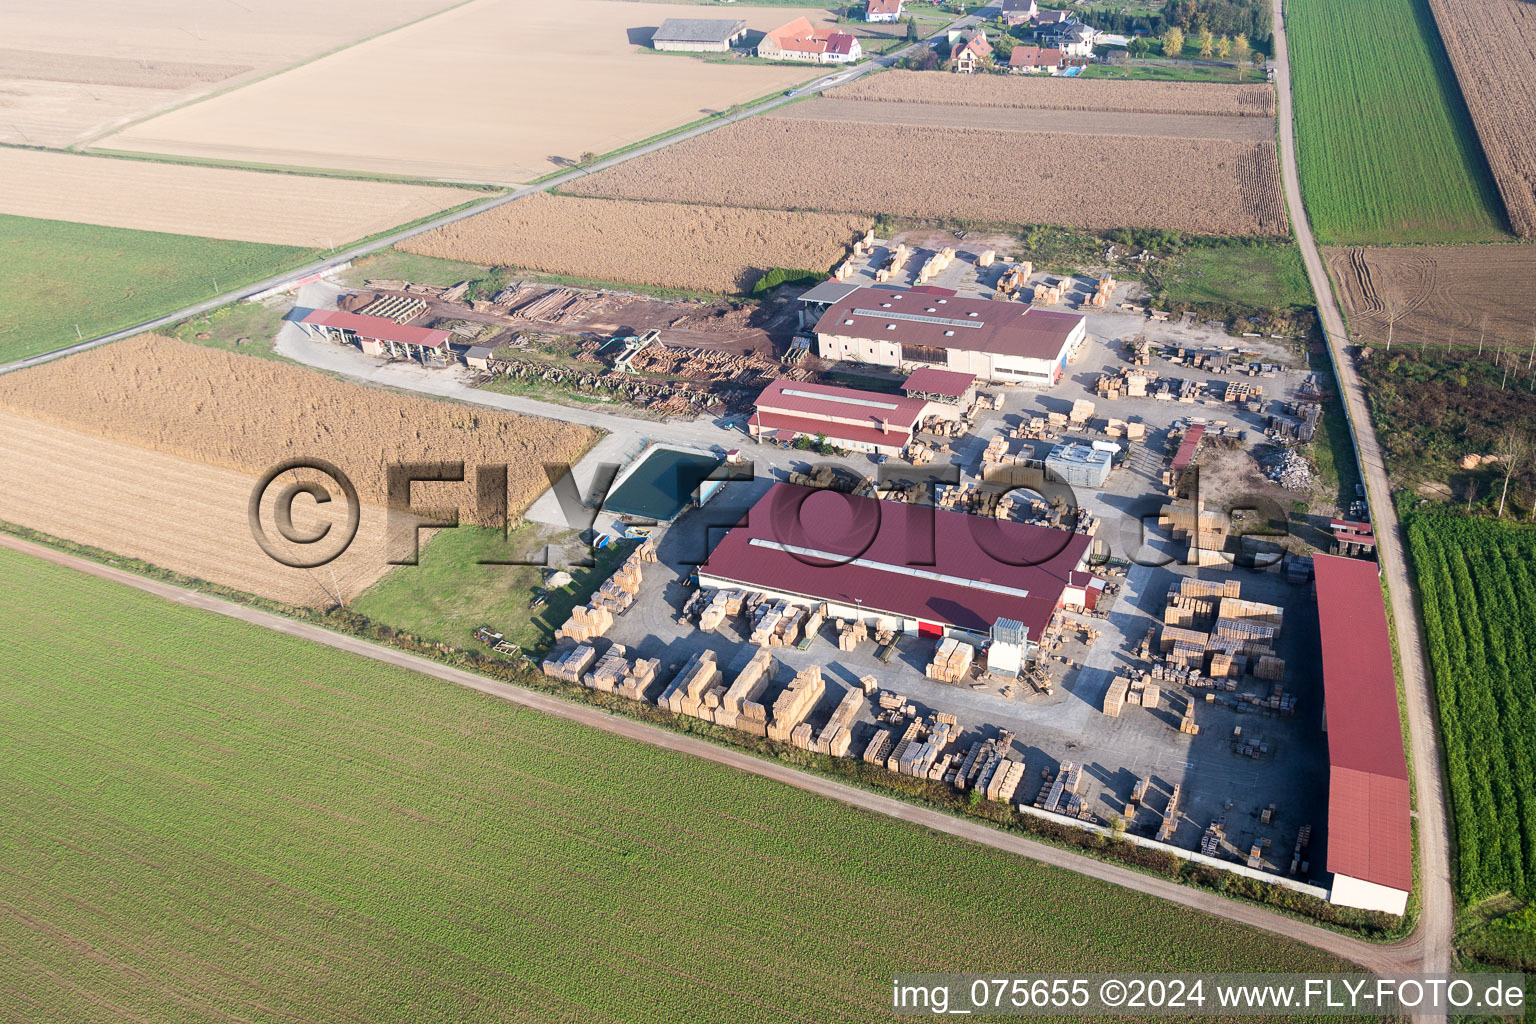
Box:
[1148,243,1312,312]
[1286,0,1507,244]
[1406,513,1535,904]
[0,214,312,363]
[0,547,1355,1022]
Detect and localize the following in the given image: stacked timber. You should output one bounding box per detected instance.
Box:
[660,650,720,718]
[582,645,630,692]
[554,604,613,644]
[616,656,662,702]
[925,638,975,683]
[887,720,924,773]
[1217,597,1284,632]
[1179,699,1199,735]
[1102,675,1131,717]
[789,722,815,751]
[541,643,596,683]
[863,728,893,765]
[1158,784,1182,842]
[767,666,825,742]
[714,647,773,731]
[815,687,866,757]
[836,618,868,652]
[1253,655,1286,680]
[1159,625,1210,654]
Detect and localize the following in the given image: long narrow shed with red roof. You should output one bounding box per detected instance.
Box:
[1314,554,1412,915]
[298,309,452,365]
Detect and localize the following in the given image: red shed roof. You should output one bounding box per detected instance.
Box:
[1315,554,1412,894]
[755,378,926,431]
[702,483,1092,638]
[816,287,1084,361]
[751,411,912,449]
[1172,423,1206,474]
[301,309,450,349]
[903,367,976,397]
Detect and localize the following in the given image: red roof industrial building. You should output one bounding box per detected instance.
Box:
[1314,554,1412,914]
[698,483,1092,642]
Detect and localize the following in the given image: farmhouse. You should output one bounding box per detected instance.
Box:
[990,0,1039,27]
[650,18,748,52]
[1314,555,1412,916]
[1040,20,1098,57]
[298,309,452,366]
[749,378,928,456]
[949,28,992,73]
[864,0,904,23]
[699,482,1093,645]
[814,286,1087,384]
[1009,44,1066,73]
[757,17,862,63]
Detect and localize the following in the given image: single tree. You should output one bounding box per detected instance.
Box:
[1128,36,1150,58]
[1161,26,1184,58]
[1198,28,1215,58]
[1215,34,1232,60]
[1232,33,1251,65]
[906,15,919,42]
[1379,290,1409,352]
[1495,429,1530,518]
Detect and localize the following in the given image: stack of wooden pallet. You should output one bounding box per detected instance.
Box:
[541,643,596,683]
[582,645,631,692]
[986,759,1027,803]
[1157,784,1182,841]
[554,604,612,644]
[616,656,661,703]
[836,618,868,652]
[660,650,720,718]
[862,728,893,765]
[1179,698,1199,735]
[815,687,866,757]
[925,638,975,683]
[1253,655,1286,680]
[1103,675,1131,717]
[1217,597,1284,631]
[714,647,773,730]
[767,666,825,742]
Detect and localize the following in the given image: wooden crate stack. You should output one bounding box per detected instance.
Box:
[1032,280,1065,305]
[1069,398,1095,426]
[1169,640,1205,669]
[660,650,720,718]
[986,759,1027,803]
[1213,616,1277,654]
[767,666,825,742]
[1159,625,1210,653]
[697,589,744,632]
[1179,698,1199,735]
[862,728,893,764]
[789,722,816,751]
[1102,675,1131,717]
[1253,655,1286,680]
[1037,761,1082,813]
[835,618,868,652]
[715,647,773,731]
[582,645,631,692]
[1157,784,1182,841]
[616,656,662,703]
[887,720,924,773]
[554,604,612,644]
[541,643,596,683]
[926,638,975,683]
[1217,597,1284,631]
[815,687,866,757]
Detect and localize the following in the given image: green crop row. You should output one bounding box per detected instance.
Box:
[1285,0,1507,244]
[0,546,1354,1023]
[1406,512,1536,902]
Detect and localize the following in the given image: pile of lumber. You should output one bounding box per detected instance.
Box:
[554,604,612,644]
[659,650,720,718]
[1037,761,1083,815]
[616,655,662,702]
[916,247,956,285]
[862,728,893,764]
[1179,697,1199,735]
[1217,596,1284,631]
[767,666,825,742]
[716,647,774,733]
[749,600,807,647]
[925,637,975,683]
[1102,675,1131,717]
[1069,399,1095,426]
[541,643,596,683]
[1032,280,1065,305]
[592,550,646,614]
[835,618,868,652]
[815,687,866,757]
[986,759,1027,803]
[697,588,744,632]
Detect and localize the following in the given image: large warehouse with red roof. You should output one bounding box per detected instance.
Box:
[698,482,1092,645]
[813,286,1086,385]
[1314,554,1412,915]
[748,371,977,456]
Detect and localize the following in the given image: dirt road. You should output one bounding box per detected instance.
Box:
[1270,0,1453,979]
[0,530,1422,974]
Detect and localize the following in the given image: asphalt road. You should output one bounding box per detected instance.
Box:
[1269,0,1452,982]
[0,530,1420,974]
[0,21,969,379]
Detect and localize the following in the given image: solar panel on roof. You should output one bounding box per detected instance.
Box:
[850,308,984,329]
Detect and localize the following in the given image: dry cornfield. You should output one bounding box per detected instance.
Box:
[1323,245,1536,349]
[399,194,872,294]
[0,411,403,607]
[0,149,483,247]
[0,335,598,523]
[830,69,1276,118]
[1424,0,1536,236]
[570,118,1288,236]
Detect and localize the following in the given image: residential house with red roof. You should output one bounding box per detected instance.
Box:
[757,17,862,63]
[865,0,904,23]
[948,27,992,73]
[1009,44,1066,74]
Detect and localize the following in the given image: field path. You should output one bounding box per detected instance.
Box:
[1271,0,1453,985]
[0,530,1423,974]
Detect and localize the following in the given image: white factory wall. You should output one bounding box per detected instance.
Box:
[1329,874,1409,916]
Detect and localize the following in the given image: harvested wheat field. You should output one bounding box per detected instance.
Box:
[1324,245,1536,349]
[775,98,1274,142]
[1425,0,1536,236]
[0,411,403,606]
[0,0,458,148]
[0,150,483,247]
[570,118,1287,236]
[96,0,837,183]
[400,194,871,294]
[0,335,597,522]
[830,69,1275,117]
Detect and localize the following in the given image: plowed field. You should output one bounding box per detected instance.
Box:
[568,117,1288,236]
[399,194,871,294]
[1425,0,1536,236]
[0,150,482,247]
[0,411,398,606]
[1324,245,1536,348]
[831,69,1276,117]
[775,98,1274,141]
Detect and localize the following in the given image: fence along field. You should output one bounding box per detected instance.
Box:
[1406,514,1536,904]
[1285,0,1508,244]
[1423,0,1536,237]
[0,149,485,247]
[0,0,460,148]
[831,68,1276,117]
[0,411,400,607]
[398,194,873,295]
[0,335,597,522]
[1322,245,1536,351]
[568,117,1287,236]
[0,549,1357,1024]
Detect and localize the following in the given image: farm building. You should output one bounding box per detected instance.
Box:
[813,286,1087,385]
[1045,442,1113,488]
[757,17,862,63]
[1009,44,1065,74]
[1314,554,1412,916]
[650,18,748,52]
[749,378,928,457]
[865,0,904,21]
[699,482,1093,646]
[297,309,452,366]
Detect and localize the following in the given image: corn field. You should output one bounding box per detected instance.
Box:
[400,194,871,295]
